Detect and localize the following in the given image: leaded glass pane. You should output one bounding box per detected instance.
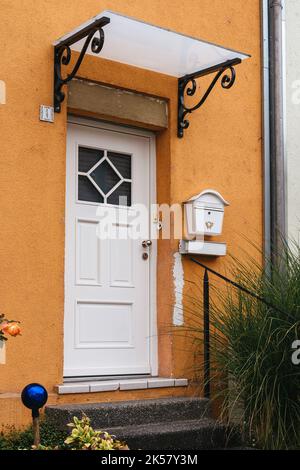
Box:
[107,152,131,179]
[107,182,131,206]
[78,147,103,172]
[90,160,120,194]
[78,175,104,203]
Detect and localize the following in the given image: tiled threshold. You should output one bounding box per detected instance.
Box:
[56,377,188,395]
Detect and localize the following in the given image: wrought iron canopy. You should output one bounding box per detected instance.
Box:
[53,11,250,136]
[177,58,242,137]
[54,16,110,112]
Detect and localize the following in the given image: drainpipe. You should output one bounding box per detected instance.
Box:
[268,0,286,259]
[262,0,271,261]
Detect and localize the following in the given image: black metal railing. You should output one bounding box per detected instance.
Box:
[203,267,210,399]
[190,257,288,399]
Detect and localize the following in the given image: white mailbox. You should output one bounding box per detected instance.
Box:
[184,189,229,238]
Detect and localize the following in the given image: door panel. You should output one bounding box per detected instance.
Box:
[64,123,153,377]
[76,219,101,285]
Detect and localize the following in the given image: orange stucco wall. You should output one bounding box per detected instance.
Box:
[0,0,262,427]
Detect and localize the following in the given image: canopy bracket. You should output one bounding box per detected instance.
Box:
[177,58,242,138]
[54,17,110,113]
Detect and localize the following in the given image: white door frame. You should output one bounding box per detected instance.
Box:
[65,116,158,377]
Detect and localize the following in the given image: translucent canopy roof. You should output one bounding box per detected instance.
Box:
[54,10,250,78]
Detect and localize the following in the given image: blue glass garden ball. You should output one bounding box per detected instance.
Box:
[21,383,48,410]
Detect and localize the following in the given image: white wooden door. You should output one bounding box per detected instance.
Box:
[64,122,154,377]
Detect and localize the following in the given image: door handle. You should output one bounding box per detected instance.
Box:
[142,240,152,248]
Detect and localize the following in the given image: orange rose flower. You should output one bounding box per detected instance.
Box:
[0,322,8,331]
[2,322,21,337]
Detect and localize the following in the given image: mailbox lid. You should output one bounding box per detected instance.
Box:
[193,202,224,211]
[186,189,229,211]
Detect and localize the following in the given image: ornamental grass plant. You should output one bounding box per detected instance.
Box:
[178,240,300,450]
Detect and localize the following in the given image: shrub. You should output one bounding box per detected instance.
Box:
[64,415,127,450]
[179,241,300,449]
[0,415,127,450]
[0,421,67,450]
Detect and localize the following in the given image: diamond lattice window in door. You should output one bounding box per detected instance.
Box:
[77,147,132,206]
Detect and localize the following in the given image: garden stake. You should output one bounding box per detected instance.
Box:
[32,409,41,447]
[21,383,48,448]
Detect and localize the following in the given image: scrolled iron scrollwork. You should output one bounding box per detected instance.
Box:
[54,18,109,113]
[177,59,240,138]
[186,79,197,97]
[91,27,105,54]
[220,66,236,89]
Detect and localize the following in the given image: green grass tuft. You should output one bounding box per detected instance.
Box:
[178,240,300,449]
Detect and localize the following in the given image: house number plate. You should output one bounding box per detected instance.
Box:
[39,105,54,123]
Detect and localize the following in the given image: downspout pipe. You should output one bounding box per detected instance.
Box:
[262,0,271,262]
[268,0,286,259]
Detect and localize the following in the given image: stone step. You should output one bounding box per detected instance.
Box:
[106,418,238,450]
[46,397,211,429]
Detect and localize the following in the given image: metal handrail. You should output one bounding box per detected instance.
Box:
[190,257,288,317]
[190,257,289,399]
